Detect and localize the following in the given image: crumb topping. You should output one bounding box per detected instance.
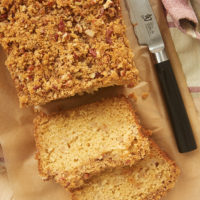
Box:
[0,0,139,107]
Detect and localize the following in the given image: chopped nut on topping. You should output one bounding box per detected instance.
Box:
[74,15,81,23]
[90,73,96,79]
[73,52,79,60]
[66,80,73,87]
[83,173,90,180]
[97,7,104,19]
[103,0,113,10]
[61,74,68,80]
[125,160,131,165]
[54,33,59,41]
[85,29,95,37]
[34,85,41,90]
[95,72,104,78]
[0,13,7,22]
[20,5,27,12]
[27,75,33,80]
[62,33,68,40]
[89,48,97,57]
[90,0,97,5]
[52,85,58,90]
[47,2,55,8]
[66,21,72,28]
[61,73,72,81]
[58,20,65,32]
[27,65,34,71]
[75,24,83,33]
[57,31,63,36]
[120,70,126,76]
[105,28,113,44]
[96,50,100,58]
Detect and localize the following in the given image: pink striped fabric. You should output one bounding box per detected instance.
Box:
[162,0,200,39]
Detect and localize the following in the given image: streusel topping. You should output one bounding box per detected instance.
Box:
[0,0,139,107]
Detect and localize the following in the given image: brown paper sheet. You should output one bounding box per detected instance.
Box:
[0,0,200,199]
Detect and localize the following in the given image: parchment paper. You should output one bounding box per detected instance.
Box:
[0,0,200,200]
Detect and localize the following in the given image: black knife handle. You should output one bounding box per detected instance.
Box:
[155,60,197,153]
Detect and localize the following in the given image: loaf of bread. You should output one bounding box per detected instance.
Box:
[0,0,139,107]
[34,97,150,190]
[72,140,180,200]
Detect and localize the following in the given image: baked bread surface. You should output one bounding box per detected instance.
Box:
[0,0,139,107]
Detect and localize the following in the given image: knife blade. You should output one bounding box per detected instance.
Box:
[125,0,197,153]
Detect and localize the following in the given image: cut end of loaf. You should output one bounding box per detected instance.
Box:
[34,97,150,190]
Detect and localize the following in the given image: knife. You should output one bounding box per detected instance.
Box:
[125,0,197,153]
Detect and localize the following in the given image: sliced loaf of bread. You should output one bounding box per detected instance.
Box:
[72,140,180,200]
[34,97,150,190]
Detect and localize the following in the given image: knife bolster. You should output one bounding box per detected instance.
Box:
[154,49,168,63]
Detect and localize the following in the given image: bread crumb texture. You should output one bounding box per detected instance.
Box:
[34,97,150,190]
[72,140,180,200]
[0,0,139,107]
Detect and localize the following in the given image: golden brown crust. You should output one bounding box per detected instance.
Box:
[34,96,150,190]
[142,140,180,200]
[34,113,50,181]
[0,0,139,107]
[149,139,180,175]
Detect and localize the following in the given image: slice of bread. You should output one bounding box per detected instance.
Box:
[34,97,150,190]
[72,140,180,200]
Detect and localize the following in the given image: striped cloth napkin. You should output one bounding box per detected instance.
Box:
[162,0,200,39]
[162,0,200,104]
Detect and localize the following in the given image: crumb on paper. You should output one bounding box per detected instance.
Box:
[34,106,42,113]
[127,82,135,88]
[0,157,6,175]
[142,92,149,100]
[133,23,138,27]
[128,93,137,102]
